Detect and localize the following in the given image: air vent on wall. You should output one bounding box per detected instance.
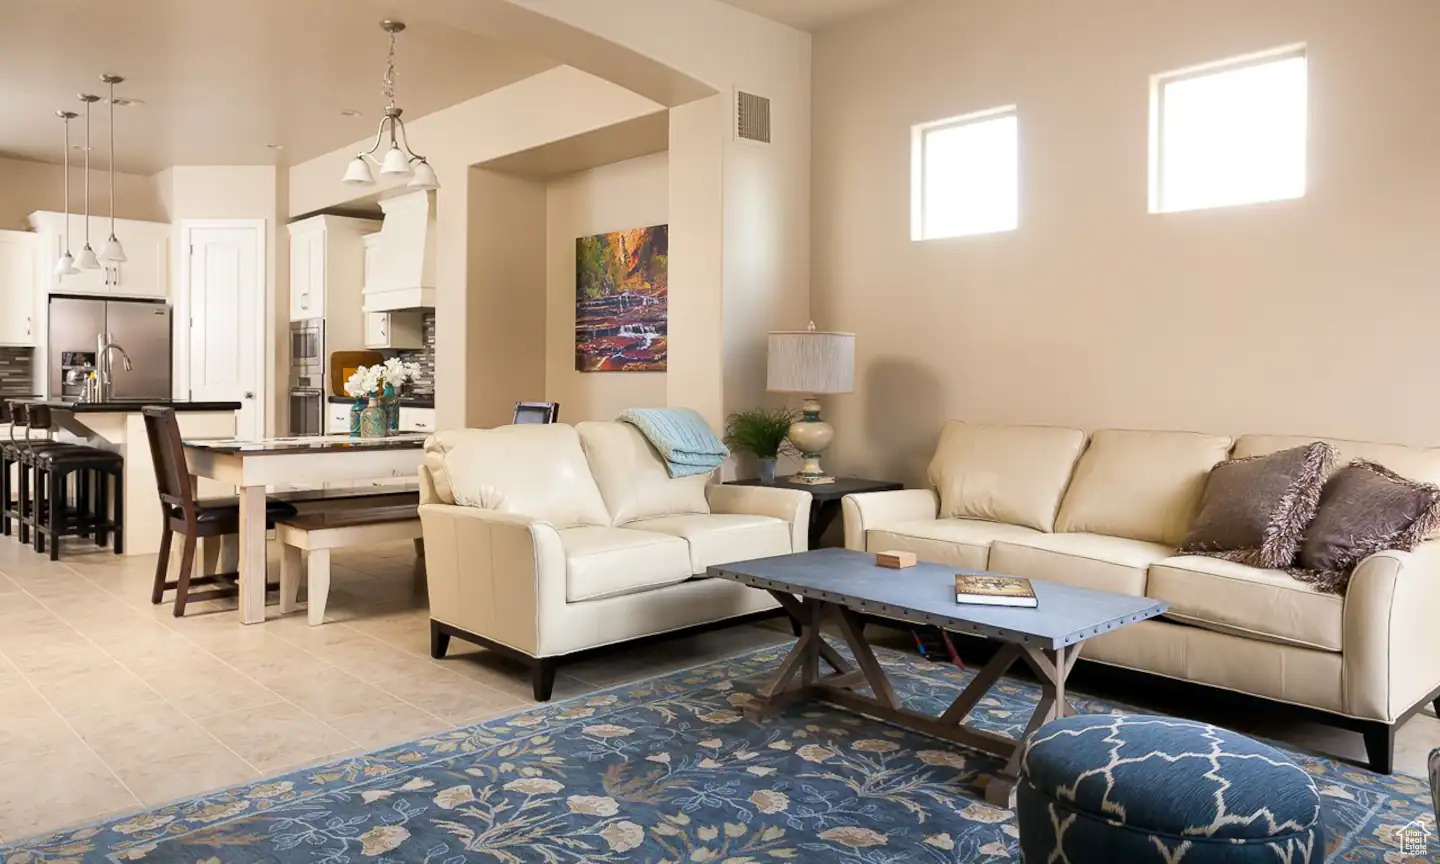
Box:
[736,89,771,144]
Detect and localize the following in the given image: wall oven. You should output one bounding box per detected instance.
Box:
[289,318,324,388]
[289,387,324,437]
[289,318,325,436]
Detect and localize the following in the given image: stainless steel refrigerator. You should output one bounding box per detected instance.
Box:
[48,295,172,399]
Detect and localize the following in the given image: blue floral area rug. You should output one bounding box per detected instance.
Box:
[2,642,1434,863]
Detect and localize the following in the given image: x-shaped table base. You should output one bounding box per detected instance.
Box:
[749,591,1082,806]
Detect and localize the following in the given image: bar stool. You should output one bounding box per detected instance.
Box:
[143,407,298,616]
[23,404,124,560]
[4,401,90,545]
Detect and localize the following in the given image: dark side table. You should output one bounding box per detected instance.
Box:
[726,475,903,549]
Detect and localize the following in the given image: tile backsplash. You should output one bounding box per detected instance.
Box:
[394,312,435,396]
[0,348,34,397]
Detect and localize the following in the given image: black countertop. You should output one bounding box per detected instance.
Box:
[19,398,242,414]
[184,432,427,455]
[328,394,435,409]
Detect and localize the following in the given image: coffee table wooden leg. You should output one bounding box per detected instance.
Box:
[749,596,831,720]
[985,642,1082,806]
[835,607,899,709]
[939,643,1022,725]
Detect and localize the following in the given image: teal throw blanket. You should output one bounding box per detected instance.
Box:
[618,408,729,478]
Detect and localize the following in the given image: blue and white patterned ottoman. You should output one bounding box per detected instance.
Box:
[1016,714,1324,863]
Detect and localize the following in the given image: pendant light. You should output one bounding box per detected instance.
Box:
[75,93,101,270]
[53,110,80,278]
[341,20,438,191]
[98,74,126,263]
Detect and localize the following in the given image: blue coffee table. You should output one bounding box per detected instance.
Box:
[709,547,1168,805]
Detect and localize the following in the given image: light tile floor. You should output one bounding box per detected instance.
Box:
[0,535,791,843]
[1,534,1436,845]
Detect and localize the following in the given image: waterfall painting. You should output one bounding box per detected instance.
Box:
[575,223,668,372]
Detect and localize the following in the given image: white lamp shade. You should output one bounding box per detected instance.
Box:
[408,160,439,190]
[53,251,76,277]
[379,147,413,177]
[342,156,374,185]
[767,329,855,394]
[76,244,101,270]
[100,235,127,263]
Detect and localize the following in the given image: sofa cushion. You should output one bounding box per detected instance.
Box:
[424,426,611,528]
[928,421,1086,531]
[626,514,792,574]
[1148,555,1344,652]
[577,421,711,525]
[1054,429,1233,545]
[1178,442,1335,568]
[866,518,1043,570]
[989,533,1172,596]
[558,526,693,602]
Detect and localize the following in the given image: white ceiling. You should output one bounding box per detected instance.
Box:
[721,0,909,32]
[0,0,558,174]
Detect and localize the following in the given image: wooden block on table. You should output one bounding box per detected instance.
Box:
[876,550,917,569]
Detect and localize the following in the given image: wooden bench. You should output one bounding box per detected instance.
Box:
[276,504,423,625]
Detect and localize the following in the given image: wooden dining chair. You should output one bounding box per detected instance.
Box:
[513,401,560,424]
[142,407,298,616]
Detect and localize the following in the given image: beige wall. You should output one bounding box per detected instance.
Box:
[0,156,162,230]
[155,165,288,434]
[545,152,668,421]
[812,0,1440,484]
[467,168,548,426]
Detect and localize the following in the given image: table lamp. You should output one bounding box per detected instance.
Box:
[767,323,855,485]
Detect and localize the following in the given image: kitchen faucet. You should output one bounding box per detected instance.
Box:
[95,334,133,403]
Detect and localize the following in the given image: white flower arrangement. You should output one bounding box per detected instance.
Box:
[345,360,423,399]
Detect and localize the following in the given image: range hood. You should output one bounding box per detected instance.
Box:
[365,189,436,311]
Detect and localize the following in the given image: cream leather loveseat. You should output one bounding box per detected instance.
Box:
[843,422,1440,773]
[418,421,810,699]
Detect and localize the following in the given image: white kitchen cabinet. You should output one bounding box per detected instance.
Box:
[399,406,435,434]
[326,400,353,435]
[286,216,379,363]
[27,213,169,299]
[0,230,36,346]
[288,227,323,320]
[364,311,423,349]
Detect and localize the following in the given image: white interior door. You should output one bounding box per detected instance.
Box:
[187,223,263,440]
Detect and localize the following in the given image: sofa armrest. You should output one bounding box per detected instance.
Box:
[418,503,566,657]
[841,489,939,551]
[706,484,812,552]
[1343,541,1440,722]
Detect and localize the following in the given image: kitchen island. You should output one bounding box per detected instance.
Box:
[23,399,241,556]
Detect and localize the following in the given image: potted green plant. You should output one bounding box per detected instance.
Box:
[724,407,799,485]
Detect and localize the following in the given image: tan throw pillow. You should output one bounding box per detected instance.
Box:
[1178,442,1335,568]
[1293,460,1440,593]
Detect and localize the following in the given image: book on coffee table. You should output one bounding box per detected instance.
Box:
[955,574,1038,608]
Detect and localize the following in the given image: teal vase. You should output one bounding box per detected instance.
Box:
[359,397,388,438]
[382,383,400,435]
[349,397,366,437]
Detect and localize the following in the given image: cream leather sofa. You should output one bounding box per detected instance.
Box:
[418,422,810,699]
[843,422,1440,773]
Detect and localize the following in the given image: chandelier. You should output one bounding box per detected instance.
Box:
[342,20,438,190]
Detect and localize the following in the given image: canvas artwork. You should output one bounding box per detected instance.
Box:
[575,223,668,372]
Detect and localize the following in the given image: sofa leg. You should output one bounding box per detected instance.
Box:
[532,659,557,702]
[1432,695,1439,717]
[1362,723,1394,774]
[430,621,451,659]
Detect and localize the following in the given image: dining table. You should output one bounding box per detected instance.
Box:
[182,433,428,624]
